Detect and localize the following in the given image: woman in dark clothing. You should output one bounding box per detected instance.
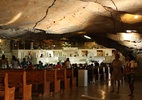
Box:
[11,55,20,69]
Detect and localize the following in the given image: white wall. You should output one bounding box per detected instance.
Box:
[12,48,117,65]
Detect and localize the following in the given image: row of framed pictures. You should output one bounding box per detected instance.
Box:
[12,48,116,59]
[12,49,117,64]
[61,49,116,57]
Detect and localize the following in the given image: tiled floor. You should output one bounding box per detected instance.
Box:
[32,80,142,100]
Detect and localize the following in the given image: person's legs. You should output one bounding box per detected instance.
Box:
[128,74,135,96]
[117,80,120,93]
[110,80,115,92]
[130,83,134,95]
[128,82,134,96]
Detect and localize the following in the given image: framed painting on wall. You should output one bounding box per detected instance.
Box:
[97,50,103,56]
[81,50,88,57]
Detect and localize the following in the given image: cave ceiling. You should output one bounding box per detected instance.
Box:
[0,0,142,55]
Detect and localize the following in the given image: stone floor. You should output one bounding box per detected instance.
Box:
[32,80,142,100]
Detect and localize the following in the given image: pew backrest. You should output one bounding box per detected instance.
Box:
[26,69,46,84]
[57,69,67,80]
[46,69,57,82]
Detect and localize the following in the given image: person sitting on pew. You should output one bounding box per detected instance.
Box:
[11,55,21,69]
[55,62,62,70]
[61,62,66,69]
[21,58,28,69]
[27,61,35,69]
[0,54,9,69]
[38,61,44,69]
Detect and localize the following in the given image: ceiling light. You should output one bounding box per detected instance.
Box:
[78,32,86,34]
[120,14,142,24]
[4,12,23,25]
[126,30,137,33]
[126,30,131,33]
[84,35,91,39]
[122,32,132,41]
[0,39,2,43]
[134,15,139,19]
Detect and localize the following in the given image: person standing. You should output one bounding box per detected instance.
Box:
[110,53,123,93]
[124,54,138,97]
[27,52,32,64]
[0,54,9,68]
[65,58,71,69]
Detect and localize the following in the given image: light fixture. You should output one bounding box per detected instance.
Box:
[78,32,86,34]
[84,35,91,39]
[134,15,139,19]
[122,32,132,41]
[126,30,137,33]
[4,12,23,25]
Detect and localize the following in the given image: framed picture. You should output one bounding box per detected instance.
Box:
[97,50,103,56]
[82,50,88,57]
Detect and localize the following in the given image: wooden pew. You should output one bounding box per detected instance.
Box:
[46,69,60,93]
[57,69,70,90]
[0,73,15,100]
[26,69,50,96]
[8,70,32,100]
[66,68,77,88]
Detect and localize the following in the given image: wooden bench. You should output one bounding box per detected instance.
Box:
[46,69,60,93]
[66,68,77,88]
[57,69,70,90]
[7,70,32,100]
[0,73,15,100]
[26,69,50,96]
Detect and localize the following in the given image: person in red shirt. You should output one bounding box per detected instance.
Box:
[61,62,66,69]
[55,62,61,69]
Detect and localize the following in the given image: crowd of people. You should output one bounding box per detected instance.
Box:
[0,54,72,70]
[0,54,32,69]
[0,53,139,97]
